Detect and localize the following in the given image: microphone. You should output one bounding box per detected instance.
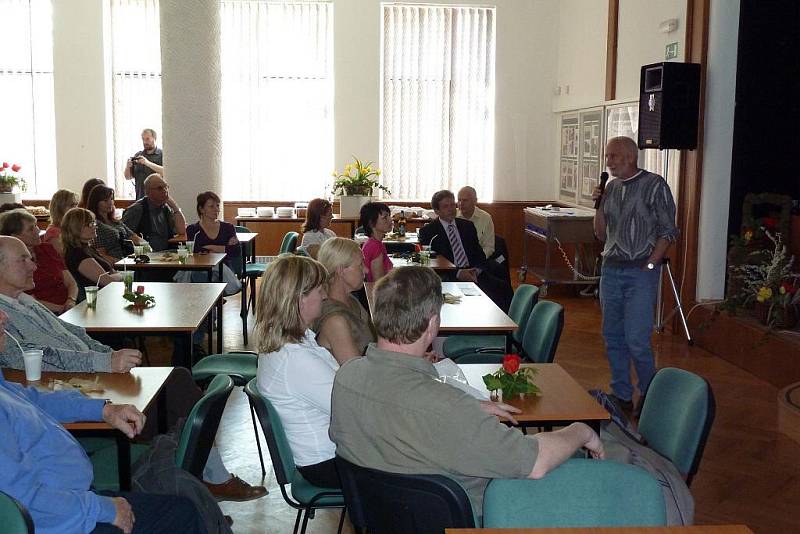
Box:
[594,171,609,209]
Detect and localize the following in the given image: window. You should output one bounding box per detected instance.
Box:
[221,0,333,200]
[381,4,496,201]
[0,0,57,197]
[109,0,162,199]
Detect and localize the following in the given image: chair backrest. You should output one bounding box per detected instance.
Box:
[507,284,540,345]
[232,225,252,276]
[244,379,297,486]
[279,231,299,254]
[483,459,666,528]
[638,367,716,483]
[0,491,34,534]
[335,456,475,532]
[175,374,234,477]
[520,300,564,363]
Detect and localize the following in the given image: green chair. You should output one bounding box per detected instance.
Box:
[280,231,300,254]
[87,374,235,490]
[482,459,667,528]
[192,351,265,476]
[235,225,268,344]
[443,284,539,358]
[244,379,345,534]
[638,367,716,486]
[0,491,34,534]
[457,300,564,365]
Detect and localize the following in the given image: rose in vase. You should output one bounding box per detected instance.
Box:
[482,354,540,400]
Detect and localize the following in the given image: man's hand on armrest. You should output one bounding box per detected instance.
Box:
[529,422,604,479]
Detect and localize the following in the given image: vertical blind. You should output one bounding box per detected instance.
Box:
[0,0,57,197]
[381,4,496,201]
[110,0,163,199]
[221,0,333,200]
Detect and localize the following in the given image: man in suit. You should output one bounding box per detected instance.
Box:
[419,190,513,311]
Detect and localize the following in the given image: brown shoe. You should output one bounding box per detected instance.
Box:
[205,475,268,502]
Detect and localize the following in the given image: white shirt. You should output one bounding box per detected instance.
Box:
[257,329,339,467]
[458,206,495,257]
[300,228,337,249]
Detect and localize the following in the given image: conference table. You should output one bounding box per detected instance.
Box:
[446,526,755,533]
[60,282,227,367]
[4,367,174,491]
[115,251,227,282]
[458,363,610,432]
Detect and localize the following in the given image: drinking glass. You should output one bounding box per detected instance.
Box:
[186,240,195,255]
[177,247,189,264]
[85,286,99,309]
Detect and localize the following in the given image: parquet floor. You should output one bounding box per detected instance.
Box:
[144,275,800,533]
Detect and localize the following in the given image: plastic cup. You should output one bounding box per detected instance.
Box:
[86,286,99,309]
[23,349,43,381]
[177,248,189,264]
[186,241,194,255]
[133,245,144,256]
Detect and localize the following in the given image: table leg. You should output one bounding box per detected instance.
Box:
[116,433,132,491]
[207,267,213,282]
[157,387,168,434]
[218,262,223,283]
[217,294,223,354]
[207,310,213,355]
[186,333,194,368]
[506,334,513,353]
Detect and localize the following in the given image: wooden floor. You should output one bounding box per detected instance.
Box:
[144,275,800,533]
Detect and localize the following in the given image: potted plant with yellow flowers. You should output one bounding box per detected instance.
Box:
[332,157,391,217]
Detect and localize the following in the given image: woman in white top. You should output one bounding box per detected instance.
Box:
[299,198,336,258]
[254,254,341,488]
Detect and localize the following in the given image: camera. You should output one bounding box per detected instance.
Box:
[130,154,141,164]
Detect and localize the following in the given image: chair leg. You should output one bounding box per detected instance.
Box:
[300,506,312,534]
[293,509,303,534]
[249,397,266,477]
[336,507,346,534]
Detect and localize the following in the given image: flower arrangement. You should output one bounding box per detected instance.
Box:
[724,229,799,328]
[0,162,26,192]
[482,354,540,399]
[332,156,390,196]
[123,285,156,309]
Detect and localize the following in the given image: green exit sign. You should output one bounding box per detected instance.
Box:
[665,42,679,60]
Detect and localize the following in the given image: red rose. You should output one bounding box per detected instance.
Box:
[502,354,521,374]
[2,162,8,169]
[136,285,145,294]
[11,164,20,172]
[783,282,798,295]
[762,217,778,229]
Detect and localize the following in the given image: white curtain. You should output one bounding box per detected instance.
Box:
[0,0,57,197]
[381,4,495,201]
[220,0,333,200]
[110,0,163,199]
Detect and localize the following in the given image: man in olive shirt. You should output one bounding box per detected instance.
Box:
[329,267,604,516]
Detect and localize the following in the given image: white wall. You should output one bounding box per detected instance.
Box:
[52,0,113,194]
[616,0,687,101]
[696,0,740,300]
[334,0,560,202]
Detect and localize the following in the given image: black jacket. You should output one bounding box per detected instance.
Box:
[418,217,487,269]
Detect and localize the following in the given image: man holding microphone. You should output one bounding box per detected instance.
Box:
[592,136,678,415]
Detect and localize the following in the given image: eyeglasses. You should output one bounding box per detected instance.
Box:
[86,221,97,228]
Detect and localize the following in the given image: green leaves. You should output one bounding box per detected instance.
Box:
[482,365,541,399]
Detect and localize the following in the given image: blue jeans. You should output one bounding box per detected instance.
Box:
[600,264,659,401]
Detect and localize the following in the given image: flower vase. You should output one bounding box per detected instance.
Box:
[754,301,771,325]
[776,305,799,329]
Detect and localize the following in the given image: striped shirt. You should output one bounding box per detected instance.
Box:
[600,170,679,267]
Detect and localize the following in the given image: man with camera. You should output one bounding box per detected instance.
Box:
[124,128,164,199]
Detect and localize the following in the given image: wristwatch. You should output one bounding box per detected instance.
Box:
[646,262,656,270]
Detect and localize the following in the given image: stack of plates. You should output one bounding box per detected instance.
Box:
[237,207,256,217]
[256,206,274,217]
[276,207,294,218]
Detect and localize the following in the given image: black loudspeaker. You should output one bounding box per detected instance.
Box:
[637,62,701,150]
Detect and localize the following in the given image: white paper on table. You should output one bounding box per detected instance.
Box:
[433,358,489,400]
[456,283,481,296]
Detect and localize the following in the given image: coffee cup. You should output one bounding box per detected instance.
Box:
[23,349,43,381]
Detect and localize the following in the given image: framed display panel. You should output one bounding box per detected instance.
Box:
[558,109,603,206]
[559,113,579,201]
[578,109,603,207]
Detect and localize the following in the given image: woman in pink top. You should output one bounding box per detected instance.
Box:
[359,202,393,282]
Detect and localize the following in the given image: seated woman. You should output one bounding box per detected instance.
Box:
[86,184,142,262]
[0,209,79,314]
[62,208,123,291]
[359,201,393,282]
[43,189,79,256]
[299,198,336,258]
[313,238,374,364]
[78,177,104,208]
[186,191,240,269]
[255,254,340,488]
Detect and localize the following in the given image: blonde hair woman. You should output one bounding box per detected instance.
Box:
[313,238,374,364]
[254,255,341,488]
[61,208,123,291]
[44,189,79,256]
